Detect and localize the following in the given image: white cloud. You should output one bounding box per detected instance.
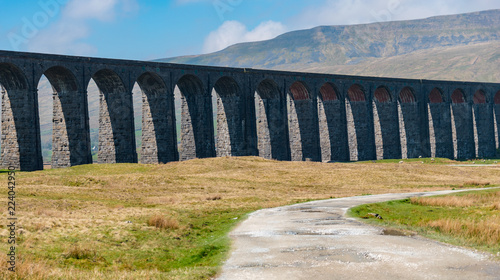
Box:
[64,0,118,21]
[203,20,287,53]
[27,0,138,56]
[28,20,97,55]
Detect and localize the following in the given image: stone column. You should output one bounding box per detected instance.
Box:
[288,97,320,161]
[346,101,376,161]
[179,86,215,160]
[451,103,474,159]
[428,103,453,159]
[399,102,421,159]
[98,88,137,164]
[51,89,92,168]
[256,94,289,161]
[374,101,400,159]
[473,103,495,158]
[141,83,178,164]
[318,98,349,162]
[1,88,43,171]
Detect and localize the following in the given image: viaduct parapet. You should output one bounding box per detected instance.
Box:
[0,50,499,171]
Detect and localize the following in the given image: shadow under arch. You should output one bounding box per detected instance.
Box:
[427,87,453,158]
[0,63,43,171]
[213,76,247,157]
[451,88,474,159]
[43,66,92,168]
[472,89,495,157]
[287,81,320,161]
[318,82,348,162]
[255,78,289,160]
[398,86,421,159]
[346,84,375,161]
[372,86,400,160]
[137,72,178,164]
[92,69,137,164]
[176,74,215,160]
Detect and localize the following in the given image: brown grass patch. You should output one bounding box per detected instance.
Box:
[0,254,50,280]
[463,181,490,187]
[147,214,179,230]
[411,190,500,208]
[410,196,475,207]
[491,202,500,211]
[427,217,500,246]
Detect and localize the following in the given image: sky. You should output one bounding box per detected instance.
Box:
[1,0,499,61]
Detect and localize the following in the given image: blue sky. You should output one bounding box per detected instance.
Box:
[1,0,499,60]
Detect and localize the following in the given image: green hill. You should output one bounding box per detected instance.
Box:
[158,9,500,82]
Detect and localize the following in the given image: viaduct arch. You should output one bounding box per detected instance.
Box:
[1,50,499,171]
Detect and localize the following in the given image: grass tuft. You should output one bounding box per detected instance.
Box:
[147,214,180,230]
[64,245,97,260]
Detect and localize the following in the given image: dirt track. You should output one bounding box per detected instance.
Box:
[217,189,500,280]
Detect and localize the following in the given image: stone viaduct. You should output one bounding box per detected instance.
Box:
[0,50,499,171]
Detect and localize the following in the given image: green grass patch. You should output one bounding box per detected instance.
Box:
[349,188,500,257]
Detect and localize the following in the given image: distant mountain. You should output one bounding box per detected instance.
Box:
[157,9,500,83]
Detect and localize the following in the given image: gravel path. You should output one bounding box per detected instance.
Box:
[217,189,500,280]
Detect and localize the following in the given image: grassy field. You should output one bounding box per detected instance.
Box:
[349,188,500,258]
[1,157,500,279]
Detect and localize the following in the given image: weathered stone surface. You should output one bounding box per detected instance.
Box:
[373,101,400,160]
[399,102,421,159]
[139,73,178,164]
[473,104,496,158]
[177,75,215,161]
[318,98,349,162]
[1,87,43,171]
[95,70,137,164]
[428,102,454,159]
[346,101,376,161]
[451,103,475,159]
[214,77,246,157]
[288,98,320,162]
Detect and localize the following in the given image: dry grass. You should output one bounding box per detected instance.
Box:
[411,190,500,209]
[492,202,500,211]
[427,217,500,246]
[0,252,201,280]
[410,196,476,207]
[147,214,179,230]
[417,189,500,247]
[464,181,490,187]
[2,157,500,279]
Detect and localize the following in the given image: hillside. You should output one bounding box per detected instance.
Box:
[158,10,500,83]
